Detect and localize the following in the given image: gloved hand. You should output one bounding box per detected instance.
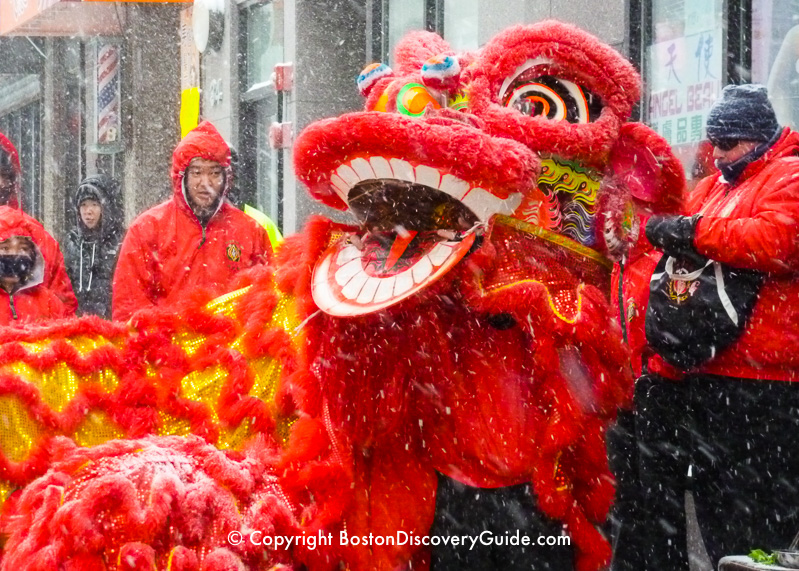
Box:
[645,215,702,259]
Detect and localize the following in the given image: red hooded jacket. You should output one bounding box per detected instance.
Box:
[0,132,77,314]
[686,128,799,381]
[112,122,273,321]
[0,206,73,325]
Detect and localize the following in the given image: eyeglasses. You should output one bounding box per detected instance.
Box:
[709,138,739,151]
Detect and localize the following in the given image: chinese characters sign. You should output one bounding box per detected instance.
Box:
[647,28,723,146]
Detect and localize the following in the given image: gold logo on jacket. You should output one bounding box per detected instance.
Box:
[667,277,699,304]
[226,242,242,262]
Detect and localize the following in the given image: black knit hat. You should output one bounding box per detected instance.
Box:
[706,84,781,143]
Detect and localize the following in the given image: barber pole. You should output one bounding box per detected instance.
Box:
[96,42,121,147]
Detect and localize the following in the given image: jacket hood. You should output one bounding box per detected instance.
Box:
[766,127,799,159]
[170,121,233,201]
[732,127,799,184]
[0,206,46,291]
[0,132,21,209]
[74,173,123,239]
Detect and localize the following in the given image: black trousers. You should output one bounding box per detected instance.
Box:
[608,374,690,571]
[430,473,574,570]
[688,374,799,566]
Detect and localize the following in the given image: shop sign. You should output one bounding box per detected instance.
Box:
[0,0,60,35]
[647,28,723,147]
[0,0,124,36]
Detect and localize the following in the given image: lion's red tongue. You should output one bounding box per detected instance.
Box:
[312,230,476,317]
[384,230,418,271]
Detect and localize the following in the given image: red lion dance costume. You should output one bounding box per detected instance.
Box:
[0,21,682,571]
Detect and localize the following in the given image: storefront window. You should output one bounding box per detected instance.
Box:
[238,0,284,228]
[752,0,799,129]
[0,99,41,217]
[443,0,478,51]
[244,0,284,91]
[387,0,425,60]
[645,0,724,182]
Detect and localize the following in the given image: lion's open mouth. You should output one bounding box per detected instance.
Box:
[312,157,523,317]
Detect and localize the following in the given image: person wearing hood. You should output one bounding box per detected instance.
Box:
[0,131,77,315]
[64,174,124,318]
[645,85,799,566]
[0,206,74,325]
[112,121,273,321]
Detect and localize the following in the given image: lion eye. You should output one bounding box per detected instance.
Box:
[502,75,601,124]
[397,83,442,117]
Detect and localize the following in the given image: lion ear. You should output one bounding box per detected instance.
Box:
[609,122,685,214]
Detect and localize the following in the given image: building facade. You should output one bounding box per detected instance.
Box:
[0,0,792,240]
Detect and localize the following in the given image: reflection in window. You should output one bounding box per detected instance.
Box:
[444,0,478,51]
[754,0,799,129]
[388,0,425,61]
[245,1,284,91]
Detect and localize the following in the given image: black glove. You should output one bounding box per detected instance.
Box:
[645,215,702,259]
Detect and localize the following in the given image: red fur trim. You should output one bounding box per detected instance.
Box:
[473,21,639,120]
[469,20,640,167]
[200,548,245,571]
[274,217,340,312]
[118,543,156,570]
[293,111,538,209]
[363,77,394,111]
[3,436,295,571]
[166,546,200,571]
[0,315,127,345]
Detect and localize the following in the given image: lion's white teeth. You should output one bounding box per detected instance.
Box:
[369,156,393,179]
[411,256,433,284]
[393,272,414,296]
[429,242,454,266]
[341,272,369,300]
[357,277,382,304]
[436,229,457,240]
[337,244,362,265]
[330,174,350,202]
[388,158,415,183]
[415,165,442,190]
[335,164,360,189]
[373,277,396,303]
[328,156,523,223]
[350,157,375,182]
[313,233,477,315]
[334,258,362,287]
[439,174,470,200]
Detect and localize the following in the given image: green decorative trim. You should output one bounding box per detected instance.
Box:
[495,215,613,270]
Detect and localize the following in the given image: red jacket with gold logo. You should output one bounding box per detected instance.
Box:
[112,122,272,321]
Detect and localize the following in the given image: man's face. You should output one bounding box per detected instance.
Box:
[0,169,16,206]
[0,236,35,293]
[186,158,225,220]
[711,140,759,164]
[80,198,102,229]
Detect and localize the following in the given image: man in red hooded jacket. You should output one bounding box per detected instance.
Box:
[0,206,73,325]
[112,121,273,321]
[645,84,799,566]
[0,132,77,315]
